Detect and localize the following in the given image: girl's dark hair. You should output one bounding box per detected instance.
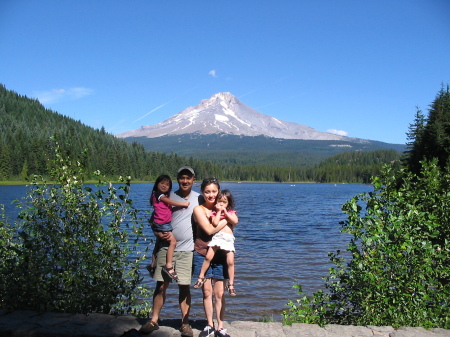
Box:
[217,189,235,210]
[201,177,220,192]
[151,174,172,206]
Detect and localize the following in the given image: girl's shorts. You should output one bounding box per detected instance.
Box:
[151,222,173,232]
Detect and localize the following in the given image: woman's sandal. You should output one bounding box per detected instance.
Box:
[162,266,179,281]
[193,277,207,289]
[227,283,237,296]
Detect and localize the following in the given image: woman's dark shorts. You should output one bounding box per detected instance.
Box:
[193,250,229,280]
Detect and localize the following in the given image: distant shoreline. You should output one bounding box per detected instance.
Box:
[0,180,365,186]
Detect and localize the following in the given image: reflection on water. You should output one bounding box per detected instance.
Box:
[0,182,369,321]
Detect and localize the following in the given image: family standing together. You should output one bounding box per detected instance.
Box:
[139,166,238,337]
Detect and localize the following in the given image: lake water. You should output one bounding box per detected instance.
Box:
[0,182,370,321]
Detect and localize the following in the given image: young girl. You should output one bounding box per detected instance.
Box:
[194,189,238,296]
[148,174,189,281]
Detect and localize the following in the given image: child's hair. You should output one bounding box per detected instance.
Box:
[217,189,235,210]
[151,174,172,206]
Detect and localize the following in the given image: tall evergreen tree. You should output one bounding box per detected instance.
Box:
[403,85,450,175]
[401,107,426,173]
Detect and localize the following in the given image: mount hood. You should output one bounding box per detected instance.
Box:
[116,92,357,141]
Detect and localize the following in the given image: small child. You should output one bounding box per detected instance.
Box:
[147,174,189,281]
[194,189,238,296]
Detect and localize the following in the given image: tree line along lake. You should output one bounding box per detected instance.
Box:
[0,182,370,321]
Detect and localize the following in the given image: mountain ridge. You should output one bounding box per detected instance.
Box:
[122,133,405,168]
[117,91,404,168]
[117,92,369,142]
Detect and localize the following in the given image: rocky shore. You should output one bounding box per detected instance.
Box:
[1,309,449,337]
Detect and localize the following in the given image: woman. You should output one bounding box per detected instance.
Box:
[193,178,237,337]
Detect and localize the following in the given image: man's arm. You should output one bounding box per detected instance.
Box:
[160,195,189,208]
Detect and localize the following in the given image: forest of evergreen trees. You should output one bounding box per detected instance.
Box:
[125,134,405,168]
[402,85,450,175]
[0,84,402,183]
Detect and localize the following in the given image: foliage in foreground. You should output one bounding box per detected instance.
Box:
[284,160,450,328]
[0,140,152,316]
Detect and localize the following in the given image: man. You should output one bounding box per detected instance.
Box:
[140,166,200,336]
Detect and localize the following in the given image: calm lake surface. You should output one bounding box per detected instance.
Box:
[0,182,370,321]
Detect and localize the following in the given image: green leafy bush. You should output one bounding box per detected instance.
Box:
[0,140,151,316]
[284,160,450,328]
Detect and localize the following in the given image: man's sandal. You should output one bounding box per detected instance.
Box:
[162,266,179,281]
[139,320,159,334]
[193,277,207,288]
[227,283,237,296]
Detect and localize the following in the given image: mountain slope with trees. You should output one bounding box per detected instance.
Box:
[0,84,211,181]
[0,84,402,183]
[304,149,401,183]
[123,134,404,168]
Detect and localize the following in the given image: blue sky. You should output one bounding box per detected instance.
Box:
[1,1,449,145]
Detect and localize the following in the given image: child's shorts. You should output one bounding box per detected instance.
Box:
[151,222,173,232]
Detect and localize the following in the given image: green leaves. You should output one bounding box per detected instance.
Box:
[284,159,450,328]
[0,140,151,316]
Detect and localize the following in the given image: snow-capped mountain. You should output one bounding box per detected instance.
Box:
[116,92,354,141]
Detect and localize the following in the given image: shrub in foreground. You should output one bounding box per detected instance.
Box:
[284,160,450,328]
[0,140,151,316]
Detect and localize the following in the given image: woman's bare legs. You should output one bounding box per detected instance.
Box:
[213,279,226,330]
[201,278,215,328]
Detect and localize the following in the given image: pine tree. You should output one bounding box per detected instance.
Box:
[402,85,450,175]
[401,107,426,173]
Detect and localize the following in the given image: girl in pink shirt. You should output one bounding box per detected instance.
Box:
[148,174,189,281]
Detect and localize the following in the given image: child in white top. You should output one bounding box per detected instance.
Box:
[194,189,238,296]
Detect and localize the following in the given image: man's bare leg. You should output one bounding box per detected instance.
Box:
[140,280,169,334]
[151,281,169,323]
[201,279,214,327]
[179,284,193,336]
[179,284,191,324]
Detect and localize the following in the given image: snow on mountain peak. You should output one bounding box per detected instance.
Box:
[116,92,349,141]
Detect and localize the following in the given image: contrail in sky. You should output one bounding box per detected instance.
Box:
[132,86,198,124]
[132,101,172,123]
